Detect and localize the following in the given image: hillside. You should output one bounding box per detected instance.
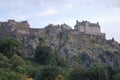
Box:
[41,27,120,69]
[0,20,120,69]
[0,20,120,80]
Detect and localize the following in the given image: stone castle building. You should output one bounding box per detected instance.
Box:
[74,20,101,35]
[0,19,105,36]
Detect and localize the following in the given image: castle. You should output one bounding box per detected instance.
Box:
[74,20,105,37]
[74,20,100,35]
[0,19,106,40]
[0,19,106,57]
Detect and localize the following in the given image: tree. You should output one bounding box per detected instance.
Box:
[0,68,25,80]
[0,53,10,68]
[88,62,108,80]
[113,73,120,80]
[69,67,89,80]
[34,46,57,65]
[10,55,25,68]
[35,66,60,80]
[0,37,20,58]
[7,72,25,80]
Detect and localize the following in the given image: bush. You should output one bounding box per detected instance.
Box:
[15,65,41,78]
[15,66,28,74]
[0,68,25,80]
[34,46,67,67]
[113,73,120,80]
[0,53,10,68]
[10,55,25,68]
[69,67,89,80]
[0,37,20,58]
[87,62,108,80]
[7,72,25,80]
[56,57,67,67]
[26,66,41,78]
[35,66,60,80]
[34,46,57,65]
[55,74,64,80]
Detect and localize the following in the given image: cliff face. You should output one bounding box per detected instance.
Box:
[43,29,120,69]
[0,20,120,69]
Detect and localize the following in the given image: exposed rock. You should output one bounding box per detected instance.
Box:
[0,20,120,69]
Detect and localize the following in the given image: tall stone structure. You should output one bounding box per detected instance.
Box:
[0,19,119,69]
[0,19,106,57]
[74,20,101,35]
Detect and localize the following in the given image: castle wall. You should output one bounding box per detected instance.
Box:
[67,29,80,35]
[79,25,85,32]
[85,26,100,35]
[85,25,92,34]
[29,28,44,38]
[74,22,85,32]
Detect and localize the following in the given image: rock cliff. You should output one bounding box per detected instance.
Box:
[0,20,120,69]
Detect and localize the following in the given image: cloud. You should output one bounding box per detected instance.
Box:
[62,3,73,10]
[7,10,29,20]
[0,0,120,8]
[0,0,26,7]
[34,8,58,17]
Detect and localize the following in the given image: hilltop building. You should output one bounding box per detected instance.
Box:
[74,20,101,35]
[0,19,106,57]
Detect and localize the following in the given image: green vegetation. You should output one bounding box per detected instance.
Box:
[0,68,25,80]
[34,45,67,67]
[35,66,61,80]
[69,67,88,80]
[46,23,54,28]
[34,46,57,65]
[0,37,120,80]
[10,55,25,68]
[113,73,120,80]
[0,37,20,58]
[87,62,108,80]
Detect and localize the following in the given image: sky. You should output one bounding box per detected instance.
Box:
[0,0,120,42]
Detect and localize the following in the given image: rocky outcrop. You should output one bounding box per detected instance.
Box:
[0,20,120,69]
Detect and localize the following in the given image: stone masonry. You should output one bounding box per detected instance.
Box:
[74,20,101,35]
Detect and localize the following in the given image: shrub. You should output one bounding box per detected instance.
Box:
[10,55,25,68]
[69,67,89,80]
[35,66,60,80]
[113,73,120,80]
[15,66,28,74]
[0,53,10,68]
[55,74,64,80]
[0,37,20,58]
[0,68,25,80]
[34,46,57,65]
[88,62,108,80]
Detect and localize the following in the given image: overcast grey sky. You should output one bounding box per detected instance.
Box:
[0,0,120,42]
